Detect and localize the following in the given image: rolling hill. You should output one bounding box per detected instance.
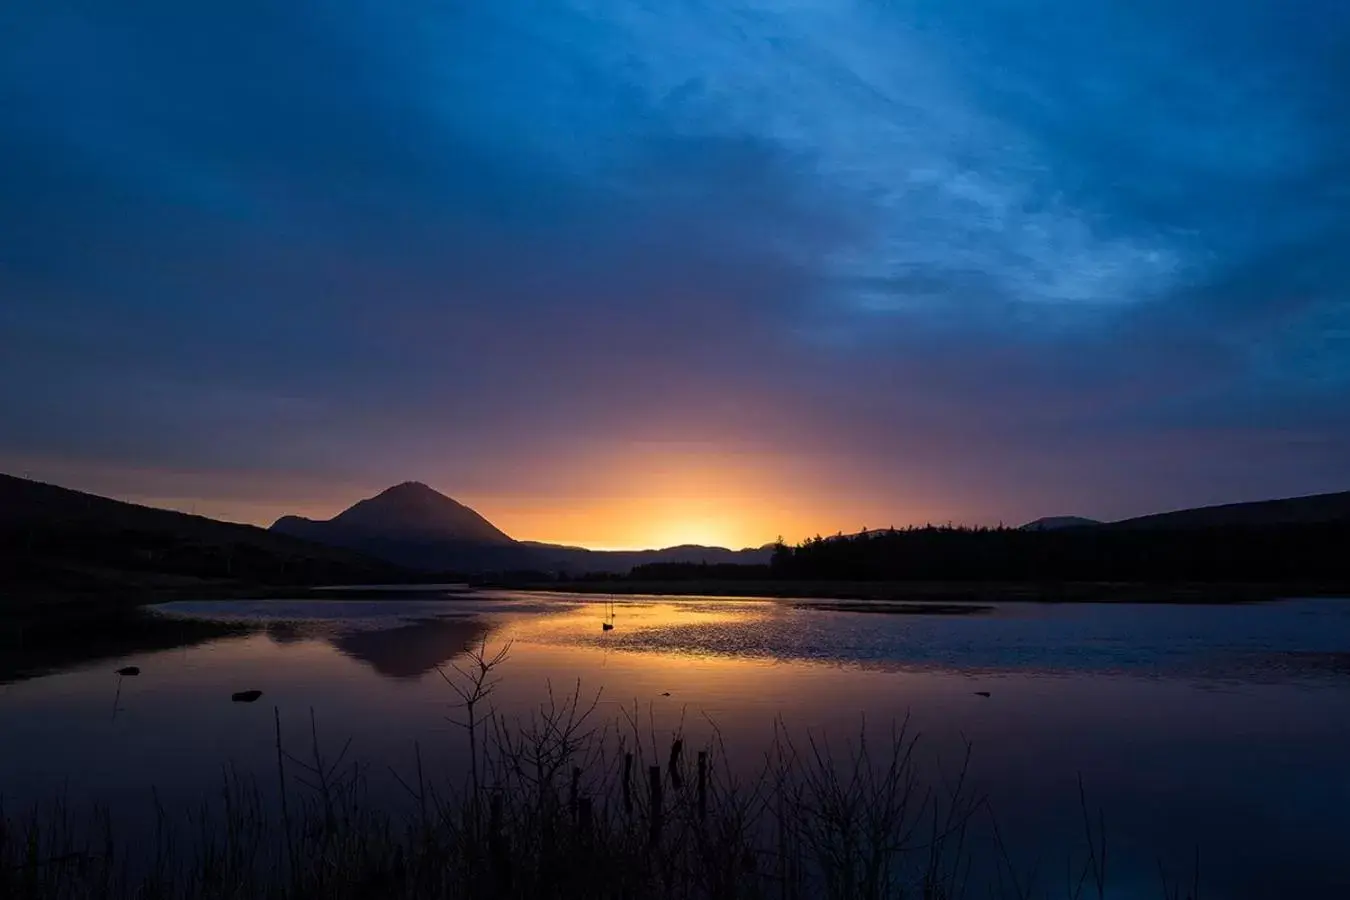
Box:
[1107,490,1350,530]
[1019,516,1102,531]
[0,473,403,603]
[1020,491,1350,533]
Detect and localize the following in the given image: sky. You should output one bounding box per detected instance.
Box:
[2,1,1349,550]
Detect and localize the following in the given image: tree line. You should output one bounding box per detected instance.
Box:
[626,522,1350,584]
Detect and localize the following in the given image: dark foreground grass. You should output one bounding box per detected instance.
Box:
[1,643,1200,900]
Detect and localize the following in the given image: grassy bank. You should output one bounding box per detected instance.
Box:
[2,644,1200,900]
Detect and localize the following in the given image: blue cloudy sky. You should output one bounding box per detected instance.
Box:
[2,1,1348,546]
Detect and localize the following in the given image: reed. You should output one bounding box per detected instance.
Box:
[0,642,1199,900]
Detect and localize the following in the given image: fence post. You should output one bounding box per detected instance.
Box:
[623,752,633,815]
[489,792,512,890]
[697,750,708,821]
[668,738,684,789]
[648,765,663,847]
[578,796,593,832]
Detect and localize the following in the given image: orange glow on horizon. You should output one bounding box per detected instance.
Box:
[467,448,914,550]
[7,448,954,551]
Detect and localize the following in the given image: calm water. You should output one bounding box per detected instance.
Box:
[4,592,1350,897]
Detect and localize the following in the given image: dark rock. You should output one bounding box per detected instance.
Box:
[116,666,140,676]
[231,690,263,703]
[974,691,991,698]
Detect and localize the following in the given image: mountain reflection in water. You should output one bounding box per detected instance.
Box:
[330,616,492,679]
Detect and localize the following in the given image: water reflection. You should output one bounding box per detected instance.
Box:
[0,609,252,685]
[3,594,1350,897]
[330,616,492,679]
[264,621,308,644]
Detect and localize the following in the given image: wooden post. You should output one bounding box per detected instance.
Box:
[623,752,633,815]
[489,792,512,890]
[577,796,593,835]
[648,765,663,847]
[697,750,708,821]
[668,738,684,789]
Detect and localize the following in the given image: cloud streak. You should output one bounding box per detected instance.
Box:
[2,0,1347,544]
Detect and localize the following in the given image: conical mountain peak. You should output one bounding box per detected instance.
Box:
[324,482,514,544]
[373,481,446,502]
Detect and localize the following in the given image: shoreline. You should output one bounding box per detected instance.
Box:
[495,578,1350,604]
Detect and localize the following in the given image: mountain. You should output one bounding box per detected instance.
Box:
[1107,490,1350,530]
[0,473,402,603]
[271,483,772,574]
[275,481,512,547]
[272,482,522,571]
[1019,516,1101,531]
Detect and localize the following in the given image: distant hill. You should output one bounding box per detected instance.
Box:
[530,542,774,574]
[1108,490,1350,530]
[1019,516,1101,531]
[10,473,1349,593]
[0,473,402,604]
[1015,492,1350,532]
[272,483,772,574]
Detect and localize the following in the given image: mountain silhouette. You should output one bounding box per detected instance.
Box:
[276,481,513,545]
[1018,492,1350,533]
[1019,516,1101,531]
[271,482,522,571]
[9,471,1347,587]
[1106,490,1350,530]
[271,483,772,574]
[0,473,401,601]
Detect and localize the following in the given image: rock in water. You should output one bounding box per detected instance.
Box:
[116,666,140,676]
[974,691,991,698]
[231,690,263,703]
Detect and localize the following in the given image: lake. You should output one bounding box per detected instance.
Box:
[4,592,1350,897]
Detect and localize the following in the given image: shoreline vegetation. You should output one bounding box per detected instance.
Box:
[1,645,1198,900]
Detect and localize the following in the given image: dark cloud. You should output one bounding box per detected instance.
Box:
[2,0,1347,535]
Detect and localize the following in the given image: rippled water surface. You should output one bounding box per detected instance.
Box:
[4,593,1350,897]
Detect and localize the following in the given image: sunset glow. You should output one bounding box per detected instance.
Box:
[3,450,955,549]
[4,0,1348,542]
